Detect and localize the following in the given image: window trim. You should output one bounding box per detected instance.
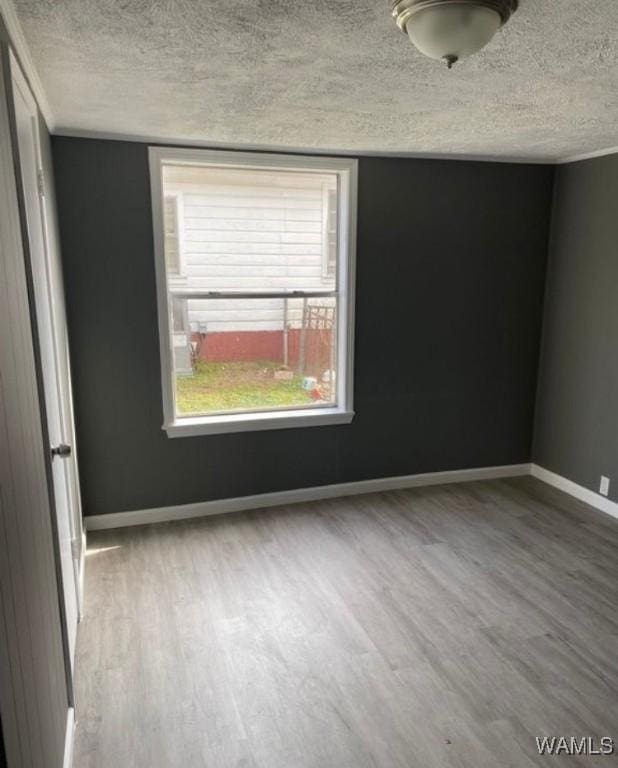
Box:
[148,146,357,437]
[322,185,338,280]
[163,191,186,278]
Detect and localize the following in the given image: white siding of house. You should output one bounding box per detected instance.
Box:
[164,169,336,333]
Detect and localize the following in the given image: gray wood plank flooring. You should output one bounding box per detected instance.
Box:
[74,478,618,767]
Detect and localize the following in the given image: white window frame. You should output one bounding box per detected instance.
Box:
[149,146,357,437]
[162,192,186,278]
[322,184,338,281]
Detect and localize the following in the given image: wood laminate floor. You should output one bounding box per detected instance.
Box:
[74,478,618,768]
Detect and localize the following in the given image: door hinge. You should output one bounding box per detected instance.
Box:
[71,537,81,560]
[37,168,45,197]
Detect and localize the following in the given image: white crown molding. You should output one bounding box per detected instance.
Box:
[530,464,618,521]
[51,127,618,166]
[555,145,618,165]
[85,463,531,530]
[53,127,557,165]
[0,0,54,128]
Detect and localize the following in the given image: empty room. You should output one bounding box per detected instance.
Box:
[1,1,617,767]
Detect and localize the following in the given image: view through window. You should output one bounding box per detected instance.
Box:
[151,151,356,432]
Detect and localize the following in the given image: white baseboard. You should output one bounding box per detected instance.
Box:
[77,530,86,621]
[530,464,618,521]
[85,463,531,531]
[63,707,75,768]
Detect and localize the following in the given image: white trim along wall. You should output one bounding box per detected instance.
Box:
[52,127,618,167]
[530,464,618,521]
[86,464,531,530]
[84,463,618,531]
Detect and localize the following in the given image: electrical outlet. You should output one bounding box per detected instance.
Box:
[599,476,610,497]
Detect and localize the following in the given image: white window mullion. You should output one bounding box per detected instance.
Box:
[168,291,338,300]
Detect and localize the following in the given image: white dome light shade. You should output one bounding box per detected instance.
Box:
[392,0,518,68]
[406,4,501,63]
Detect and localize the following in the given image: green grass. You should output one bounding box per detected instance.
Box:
[176,360,315,415]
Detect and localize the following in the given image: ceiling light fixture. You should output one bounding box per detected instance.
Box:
[392,0,518,68]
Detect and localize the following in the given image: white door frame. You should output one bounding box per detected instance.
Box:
[10,51,84,667]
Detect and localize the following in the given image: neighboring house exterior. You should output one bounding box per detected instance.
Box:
[163,166,337,374]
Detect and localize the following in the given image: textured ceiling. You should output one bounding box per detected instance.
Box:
[11,0,618,161]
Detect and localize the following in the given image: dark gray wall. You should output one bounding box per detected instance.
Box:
[534,154,618,502]
[52,137,553,516]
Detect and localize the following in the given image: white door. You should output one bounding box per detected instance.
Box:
[11,54,81,674]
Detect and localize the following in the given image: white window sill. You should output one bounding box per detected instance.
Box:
[163,407,355,437]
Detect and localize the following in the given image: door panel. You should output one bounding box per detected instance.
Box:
[38,117,85,596]
[0,45,70,768]
[11,54,80,673]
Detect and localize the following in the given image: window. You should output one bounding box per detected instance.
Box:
[149,148,357,436]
